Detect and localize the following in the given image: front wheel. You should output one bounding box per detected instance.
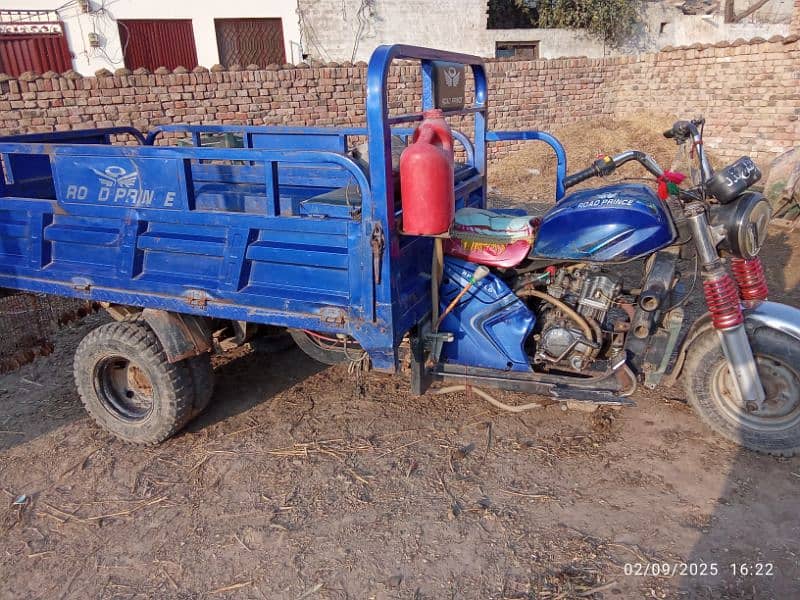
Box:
[684,327,800,456]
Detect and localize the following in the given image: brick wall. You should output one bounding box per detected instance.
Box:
[0,35,798,166]
[607,37,800,161]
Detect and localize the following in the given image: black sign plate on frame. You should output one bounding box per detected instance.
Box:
[432,61,466,111]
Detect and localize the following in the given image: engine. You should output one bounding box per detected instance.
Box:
[532,267,622,372]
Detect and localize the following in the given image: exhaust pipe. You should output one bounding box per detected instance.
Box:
[639,283,666,312]
[631,310,653,339]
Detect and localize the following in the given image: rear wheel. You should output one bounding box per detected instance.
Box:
[186,353,215,417]
[74,321,195,445]
[684,327,800,456]
[116,311,215,419]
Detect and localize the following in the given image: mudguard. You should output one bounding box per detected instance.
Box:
[743,301,800,340]
[141,309,212,363]
[666,301,800,384]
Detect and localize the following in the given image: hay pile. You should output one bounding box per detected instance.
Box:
[488,113,696,202]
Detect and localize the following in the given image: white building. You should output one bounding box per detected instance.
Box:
[0,0,793,76]
[0,0,301,76]
[297,0,794,62]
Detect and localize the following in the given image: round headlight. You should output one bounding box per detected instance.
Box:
[711,192,771,259]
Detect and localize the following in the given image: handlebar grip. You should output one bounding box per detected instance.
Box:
[564,165,597,189]
[665,120,694,141]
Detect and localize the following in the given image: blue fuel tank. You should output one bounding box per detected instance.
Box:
[532,184,676,262]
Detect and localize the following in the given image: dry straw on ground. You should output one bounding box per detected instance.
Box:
[488,113,689,202]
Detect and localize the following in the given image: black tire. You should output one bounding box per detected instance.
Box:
[73,321,195,445]
[288,328,355,365]
[119,311,214,417]
[684,327,800,457]
[187,353,215,417]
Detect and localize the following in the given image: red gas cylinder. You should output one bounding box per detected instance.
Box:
[399,109,455,235]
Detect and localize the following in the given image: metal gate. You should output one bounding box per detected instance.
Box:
[118,19,198,71]
[0,9,72,76]
[215,18,285,68]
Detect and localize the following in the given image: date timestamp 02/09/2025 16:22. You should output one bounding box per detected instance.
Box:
[624,562,775,577]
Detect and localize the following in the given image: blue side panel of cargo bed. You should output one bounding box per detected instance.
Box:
[0,137,387,363]
[0,45,490,372]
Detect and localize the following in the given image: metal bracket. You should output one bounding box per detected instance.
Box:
[186,290,209,308]
[416,314,453,364]
[370,222,385,285]
[320,306,347,325]
[644,307,684,388]
[425,331,454,364]
[72,279,91,292]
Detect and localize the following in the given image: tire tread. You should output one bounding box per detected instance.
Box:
[73,320,195,445]
[684,328,800,457]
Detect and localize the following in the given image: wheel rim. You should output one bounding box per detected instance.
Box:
[94,355,155,421]
[712,353,800,431]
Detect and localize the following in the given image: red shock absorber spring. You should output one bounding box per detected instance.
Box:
[703,273,744,329]
[730,257,769,303]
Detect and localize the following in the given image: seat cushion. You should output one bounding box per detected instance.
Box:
[444,208,539,269]
[452,208,536,242]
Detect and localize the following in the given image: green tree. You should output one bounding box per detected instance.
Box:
[536,0,643,46]
[487,0,539,29]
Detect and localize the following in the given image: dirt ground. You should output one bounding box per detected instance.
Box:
[2,155,800,599]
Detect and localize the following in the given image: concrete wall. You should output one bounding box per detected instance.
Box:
[2,34,798,167]
[297,0,791,61]
[297,0,493,62]
[637,3,791,51]
[296,0,611,61]
[724,0,794,22]
[2,0,302,75]
[794,0,800,33]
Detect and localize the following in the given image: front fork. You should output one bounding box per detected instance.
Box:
[685,202,768,410]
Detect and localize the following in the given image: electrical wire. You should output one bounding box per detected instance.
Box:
[297,5,331,62]
[90,0,126,65]
[351,0,371,62]
[435,385,544,413]
[302,329,368,369]
[302,329,342,344]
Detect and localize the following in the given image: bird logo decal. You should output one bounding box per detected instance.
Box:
[444,66,460,88]
[91,165,138,188]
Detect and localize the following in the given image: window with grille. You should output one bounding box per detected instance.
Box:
[495,41,540,59]
[215,18,285,68]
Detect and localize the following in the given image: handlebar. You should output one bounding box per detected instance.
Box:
[563,116,717,194]
[663,118,714,182]
[563,163,601,189]
[564,150,664,190]
[663,119,701,142]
